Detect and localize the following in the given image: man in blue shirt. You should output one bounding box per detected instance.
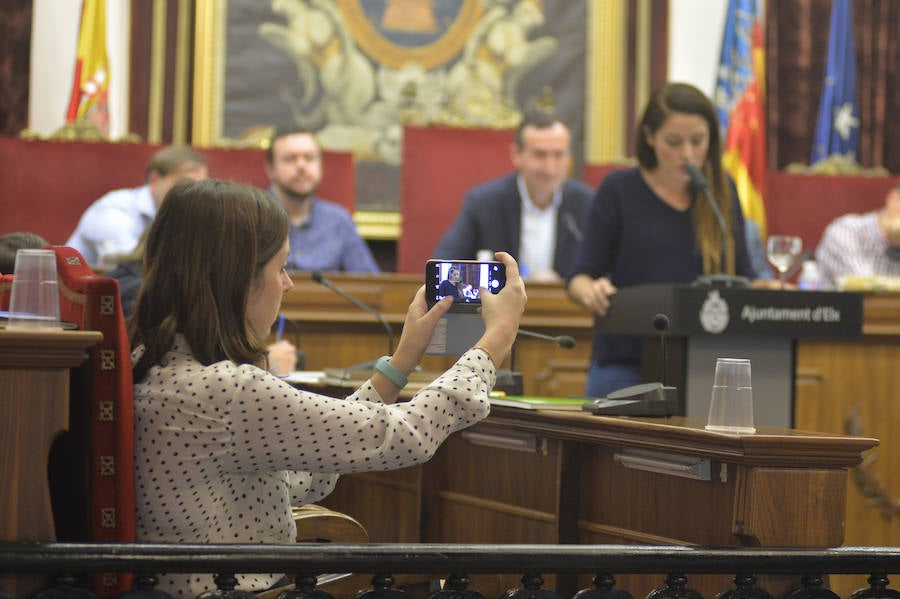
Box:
[266,128,379,273]
[66,146,209,267]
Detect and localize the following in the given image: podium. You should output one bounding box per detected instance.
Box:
[597,284,863,427]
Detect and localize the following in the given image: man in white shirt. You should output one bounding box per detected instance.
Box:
[66,146,208,267]
[816,182,900,288]
[433,112,593,282]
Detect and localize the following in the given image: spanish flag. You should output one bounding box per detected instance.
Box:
[65,0,109,135]
[714,0,767,237]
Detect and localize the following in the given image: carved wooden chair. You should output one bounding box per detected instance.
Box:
[0,246,135,597]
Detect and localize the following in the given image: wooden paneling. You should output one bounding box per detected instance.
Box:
[0,330,101,598]
[796,297,900,597]
[291,272,898,596]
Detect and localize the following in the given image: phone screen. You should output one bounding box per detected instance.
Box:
[425,260,506,311]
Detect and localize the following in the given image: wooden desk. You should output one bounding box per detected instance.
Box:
[796,293,900,595]
[0,329,101,596]
[284,273,898,595]
[323,410,875,597]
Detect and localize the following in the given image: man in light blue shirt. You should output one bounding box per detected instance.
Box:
[265,127,379,273]
[66,146,208,267]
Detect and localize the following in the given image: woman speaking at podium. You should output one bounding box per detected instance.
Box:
[567,82,756,398]
[128,179,526,595]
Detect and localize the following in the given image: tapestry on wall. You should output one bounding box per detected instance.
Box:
[223,0,586,210]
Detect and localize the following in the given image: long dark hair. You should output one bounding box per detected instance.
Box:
[130,179,289,381]
[635,82,735,275]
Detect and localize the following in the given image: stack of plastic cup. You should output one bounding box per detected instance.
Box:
[705,357,755,434]
[7,249,61,330]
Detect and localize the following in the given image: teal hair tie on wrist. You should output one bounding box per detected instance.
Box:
[375,355,408,388]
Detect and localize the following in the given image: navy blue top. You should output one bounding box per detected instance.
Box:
[571,167,754,366]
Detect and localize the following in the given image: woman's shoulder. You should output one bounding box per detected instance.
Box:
[599,166,641,186]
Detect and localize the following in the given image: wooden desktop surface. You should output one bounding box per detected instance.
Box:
[282,273,897,597]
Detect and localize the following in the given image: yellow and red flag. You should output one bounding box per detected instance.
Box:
[714,0,767,237]
[65,0,109,135]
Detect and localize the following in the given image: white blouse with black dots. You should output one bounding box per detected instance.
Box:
[132,334,495,596]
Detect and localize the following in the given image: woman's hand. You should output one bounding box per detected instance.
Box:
[473,251,527,366]
[267,340,298,376]
[387,286,454,378]
[567,273,617,316]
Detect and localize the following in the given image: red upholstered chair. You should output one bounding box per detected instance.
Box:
[1,247,135,596]
[397,125,516,273]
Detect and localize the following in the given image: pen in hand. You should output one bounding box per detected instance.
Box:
[276,314,285,341]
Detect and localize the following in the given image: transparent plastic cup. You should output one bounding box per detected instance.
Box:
[7,249,61,330]
[705,357,755,434]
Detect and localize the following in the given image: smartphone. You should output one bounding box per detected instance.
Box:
[425,259,506,312]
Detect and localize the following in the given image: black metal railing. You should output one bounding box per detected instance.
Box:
[2,543,900,599]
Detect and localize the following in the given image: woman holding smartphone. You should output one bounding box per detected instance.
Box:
[129,179,526,595]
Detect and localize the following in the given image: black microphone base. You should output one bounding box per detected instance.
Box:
[692,274,751,288]
[583,382,678,417]
[494,369,524,396]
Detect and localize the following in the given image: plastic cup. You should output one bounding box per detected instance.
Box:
[705,357,755,434]
[7,249,61,330]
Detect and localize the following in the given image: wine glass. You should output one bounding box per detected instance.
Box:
[767,235,803,288]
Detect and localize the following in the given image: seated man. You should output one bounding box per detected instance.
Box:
[66,146,208,267]
[0,231,48,273]
[432,111,593,282]
[266,127,379,273]
[815,181,900,288]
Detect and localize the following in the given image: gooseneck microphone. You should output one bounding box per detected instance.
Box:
[685,164,728,274]
[516,328,577,349]
[311,271,394,356]
[653,313,670,388]
[685,164,750,288]
[498,328,577,395]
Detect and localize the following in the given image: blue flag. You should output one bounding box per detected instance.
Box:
[811,0,859,164]
[714,0,758,138]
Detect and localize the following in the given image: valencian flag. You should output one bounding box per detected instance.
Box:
[65,0,109,135]
[811,0,858,164]
[714,0,767,237]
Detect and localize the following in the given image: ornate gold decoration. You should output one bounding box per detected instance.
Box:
[845,406,900,519]
[213,125,276,150]
[102,574,119,587]
[18,123,141,143]
[99,455,116,476]
[353,211,402,241]
[100,507,117,528]
[98,400,115,422]
[66,256,82,266]
[100,294,115,316]
[100,349,116,371]
[786,155,891,177]
[587,0,627,162]
[338,0,484,70]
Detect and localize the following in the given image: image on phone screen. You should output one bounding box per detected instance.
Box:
[425,260,506,311]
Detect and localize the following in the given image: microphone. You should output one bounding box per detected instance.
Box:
[686,164,728,274]
[653,313,670,388]
[497,328,576,396]
[516,328,576,349]
[561,212,583,244]
[311,271,394,356]
[685,164,749,288]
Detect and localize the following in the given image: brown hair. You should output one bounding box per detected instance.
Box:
[635,82,735,275]
[514,111,566,148]
[130,179,289,381]
[145,145,208,181]
[0,231,48,274]
[265,127,320,165]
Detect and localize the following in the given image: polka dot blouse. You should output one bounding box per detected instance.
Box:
[132,334,495,595]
